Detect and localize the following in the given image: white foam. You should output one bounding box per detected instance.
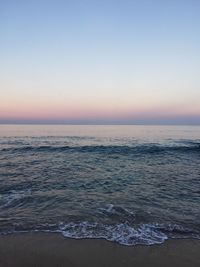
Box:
[59,221,168,246]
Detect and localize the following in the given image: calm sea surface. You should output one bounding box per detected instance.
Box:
[0,125,200,245]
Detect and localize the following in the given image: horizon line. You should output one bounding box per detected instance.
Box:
[0,123,200,126]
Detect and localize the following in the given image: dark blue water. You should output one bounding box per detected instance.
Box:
[0,125,200,245]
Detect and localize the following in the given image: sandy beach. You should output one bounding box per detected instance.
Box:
[0,233,199,267]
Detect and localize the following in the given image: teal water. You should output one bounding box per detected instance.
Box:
[0,125,200,245]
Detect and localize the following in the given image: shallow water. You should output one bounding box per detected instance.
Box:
[0,125,200,245]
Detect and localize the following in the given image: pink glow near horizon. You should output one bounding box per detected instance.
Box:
[1,1,200,124]
[1,102,199,122]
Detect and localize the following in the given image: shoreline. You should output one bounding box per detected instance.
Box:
[0,233,200,267]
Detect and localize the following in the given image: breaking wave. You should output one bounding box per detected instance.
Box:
[58,221,200,246]
[1,221,199,246]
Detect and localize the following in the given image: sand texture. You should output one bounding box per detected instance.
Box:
[0,233,200,267]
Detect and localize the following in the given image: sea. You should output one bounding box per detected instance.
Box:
[0,125,200,246]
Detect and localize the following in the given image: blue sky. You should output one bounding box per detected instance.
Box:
[0,0,200,124]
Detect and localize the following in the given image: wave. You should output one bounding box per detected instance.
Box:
[1,221,199,246]
[59,221,168,245]
[1,143,200,154]
[0,189,32,209]
[0,198,199,246]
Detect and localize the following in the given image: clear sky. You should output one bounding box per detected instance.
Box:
[0,0,200,124]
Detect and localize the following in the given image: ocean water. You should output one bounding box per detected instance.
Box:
[0,125,200,246]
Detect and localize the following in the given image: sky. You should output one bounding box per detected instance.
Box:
[0,0,200,124]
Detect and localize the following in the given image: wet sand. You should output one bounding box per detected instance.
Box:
[0,233,199,267]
